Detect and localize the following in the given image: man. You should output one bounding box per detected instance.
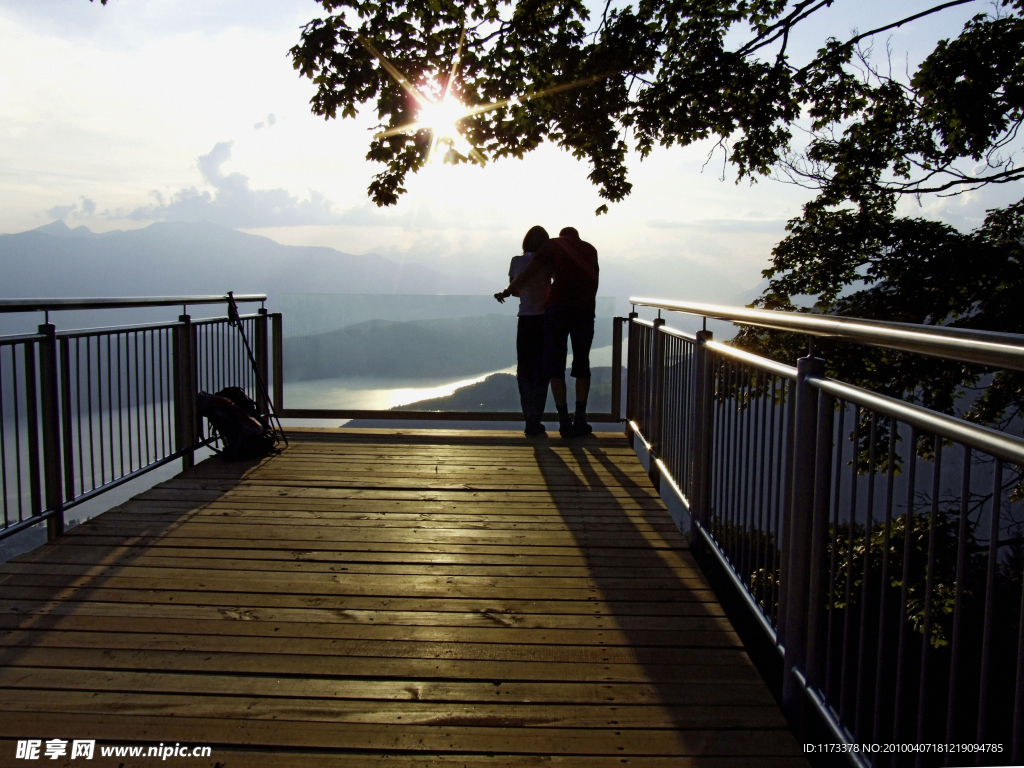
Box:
[496,227,599,437]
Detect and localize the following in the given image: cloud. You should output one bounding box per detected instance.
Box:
[45,204,76,219]
[253,113,276,130]
[45,197,97,220]
[128,141,351,228]
[123,141,513,232]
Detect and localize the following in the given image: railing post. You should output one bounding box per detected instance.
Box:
[648,317,666,490]
[776,378,798,645]
[38,324,64,541]
[255,308,269,415]
[690,329,714,543]
[24,340,42,518]
[804,386,835,690]
[781,354,825,713]
[611,317,624,422]
[174,313,196,470]
[624,312,638,439]
[271,312,284,414]
[59,336,75,504]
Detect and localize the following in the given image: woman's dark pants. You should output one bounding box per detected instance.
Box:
[516,315,547,424]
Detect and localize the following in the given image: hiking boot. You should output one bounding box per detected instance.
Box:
[559,418,575,438]
[572,416,593,437]
[524,420,547,437]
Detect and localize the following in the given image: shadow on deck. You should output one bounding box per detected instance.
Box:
[0,428,804,766]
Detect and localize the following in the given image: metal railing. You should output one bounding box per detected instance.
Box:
[626,299,1024,765]
[0,295,268,545]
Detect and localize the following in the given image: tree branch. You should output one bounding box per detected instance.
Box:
[735,0,834,58]
[844,0,982,48]
[591,0,615,41]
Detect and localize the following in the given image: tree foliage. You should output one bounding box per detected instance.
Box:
[737,198,1024,428]
[288,0,1024,209]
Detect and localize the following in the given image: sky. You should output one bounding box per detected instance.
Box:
[1,0,1019,297]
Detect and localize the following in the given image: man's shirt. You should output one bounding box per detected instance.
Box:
[531,235,599,311]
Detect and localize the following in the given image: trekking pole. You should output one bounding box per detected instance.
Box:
[226,292,289,447]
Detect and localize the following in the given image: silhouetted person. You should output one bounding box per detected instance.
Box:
[495,226,551,436]
[498,226,599,437]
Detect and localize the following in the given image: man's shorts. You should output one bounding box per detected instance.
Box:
[542,305,595,380]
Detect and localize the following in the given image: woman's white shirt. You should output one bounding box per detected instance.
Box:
[509,252,550,317]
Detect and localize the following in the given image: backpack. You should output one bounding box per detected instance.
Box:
[197,387,278,460]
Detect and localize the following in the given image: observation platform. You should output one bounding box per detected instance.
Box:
[0,428,802,766]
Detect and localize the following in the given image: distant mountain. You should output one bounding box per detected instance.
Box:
[285,314,519,380]
[31,220,105,239]
[0,219,492,302]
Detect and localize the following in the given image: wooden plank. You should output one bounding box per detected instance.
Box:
[4,552,706,580]
[0,667,776,705]
[0,599,728,627]
[0,586,726,614]
[21,537,693,560]
[0,646,765,683]
[0,575,714,603]
[0,562,710,592]
[0,613,743,648]
[52,524,687,549]
[2,689,787,728]
[90,509,682,530]
[9,542,702,570]
[132,487,664,505]
[0,628,755,666]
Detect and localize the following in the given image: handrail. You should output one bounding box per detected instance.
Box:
[0,294,267,313]
[0,332,47,346]
[192,312,263,327]
[630,298,1024,372]
[706,339,797,380]
[56,320,183,339]
[808,374,1024,466]
[660,325,695,341]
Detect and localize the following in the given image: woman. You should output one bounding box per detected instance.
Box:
[495,225,551,436]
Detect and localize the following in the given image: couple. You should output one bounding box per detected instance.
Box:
[495,225,599,438]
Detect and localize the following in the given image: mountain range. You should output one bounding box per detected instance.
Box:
[0,219,490,299]
[1,219,758,335]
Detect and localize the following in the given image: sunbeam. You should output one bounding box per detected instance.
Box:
[359,33,613,167]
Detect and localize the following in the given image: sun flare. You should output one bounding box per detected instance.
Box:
[416,98,466,139]
[358,32,611,168]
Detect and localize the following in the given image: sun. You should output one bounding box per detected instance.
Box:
[415,97,466,139]
[411,95,477,163]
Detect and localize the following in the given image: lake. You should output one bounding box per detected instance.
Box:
[281,344,617,411]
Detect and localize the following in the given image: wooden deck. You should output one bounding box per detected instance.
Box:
[0,428,803,767]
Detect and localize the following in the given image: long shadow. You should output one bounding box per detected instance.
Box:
[531,436,791,743]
